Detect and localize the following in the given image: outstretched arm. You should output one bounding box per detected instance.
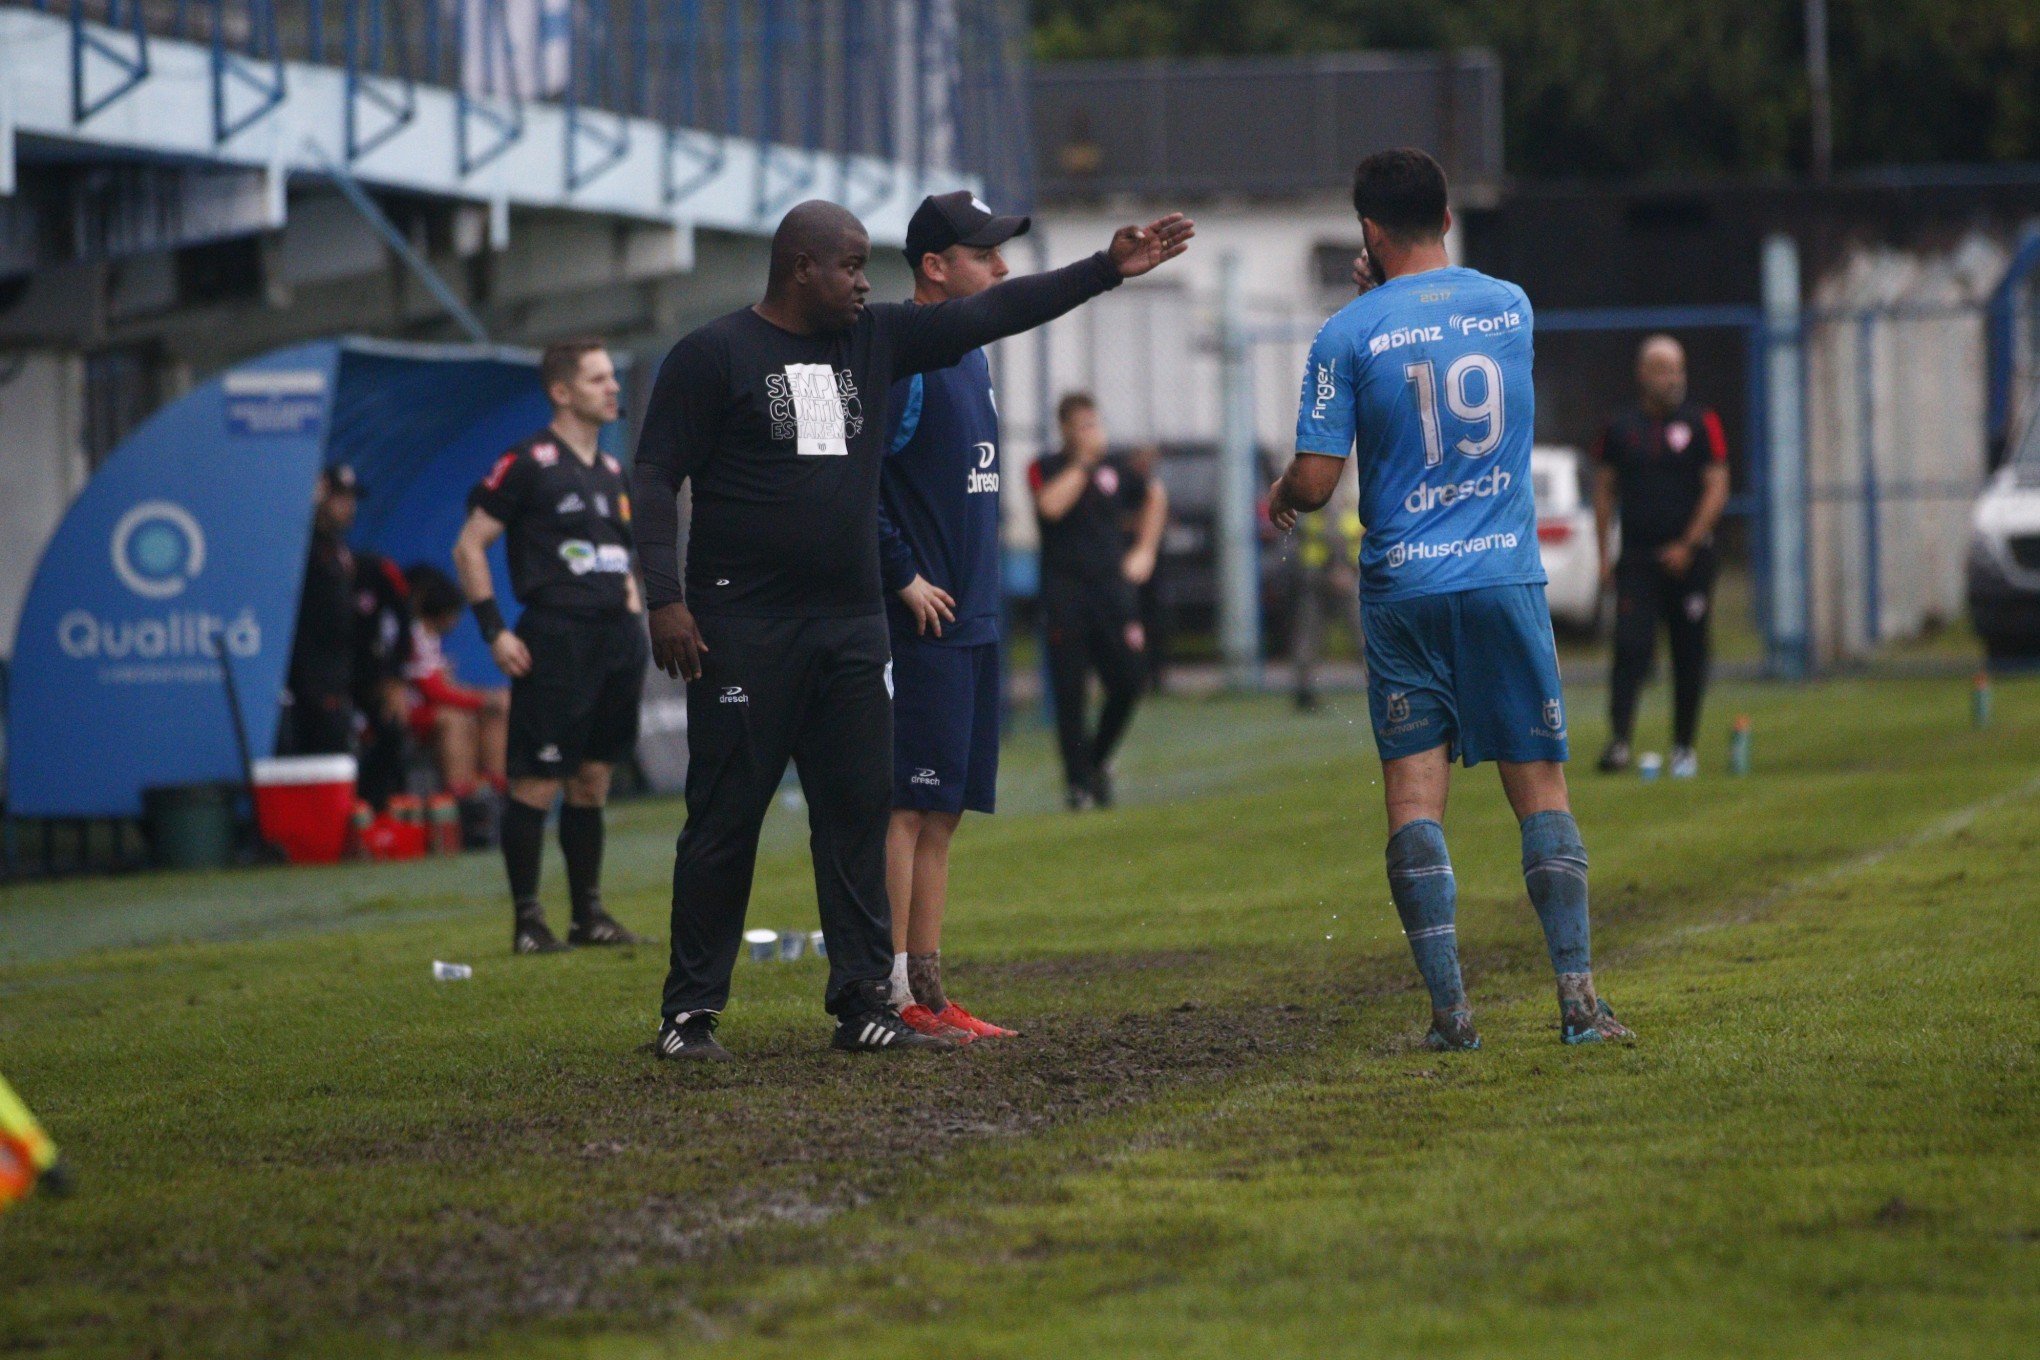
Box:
[889,215,1196,375]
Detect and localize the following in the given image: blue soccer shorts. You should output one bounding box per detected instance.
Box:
[889,635,1000,814]
[1362,583,1570,767]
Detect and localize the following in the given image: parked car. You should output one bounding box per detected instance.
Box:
[1531,445,1610,634]
[1131,441,1610,646]
[1967,404,2040,660]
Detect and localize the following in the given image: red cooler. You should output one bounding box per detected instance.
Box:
[252,756,359,864]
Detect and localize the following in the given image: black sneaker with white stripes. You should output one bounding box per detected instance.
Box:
[568,910,644,946]
[656,1012,734,1061]
[513,913,571,955]
[831,981,958,1053]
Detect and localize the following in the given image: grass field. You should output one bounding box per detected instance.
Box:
[3,675,2038,1359]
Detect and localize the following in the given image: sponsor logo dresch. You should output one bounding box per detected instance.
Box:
[1403,467,1511,515]
[967,441,999,494]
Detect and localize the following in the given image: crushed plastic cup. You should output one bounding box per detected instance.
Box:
[432,960,473,981]
[807,930,827,959]
[744,928,779,962]
[777,929,806,962]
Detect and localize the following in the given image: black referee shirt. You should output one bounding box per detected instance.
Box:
[633,251,1123,618]
[468,429,636,613]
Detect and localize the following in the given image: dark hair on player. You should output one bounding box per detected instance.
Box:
[405,563,466,620]
[1350,148,1450,243]
[540,337,607,394]
[1056,391,1097,426]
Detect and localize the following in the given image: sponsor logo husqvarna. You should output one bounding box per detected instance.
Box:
[1383,532,1520,570]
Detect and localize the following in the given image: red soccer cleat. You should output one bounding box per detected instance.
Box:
[899,1003,975,1044]
[934,1002,1018,1039]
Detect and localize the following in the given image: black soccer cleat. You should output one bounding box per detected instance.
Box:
[568,910,644,946]
[1597,740,1632,774]
[513,914,571,954]
[831,982,958,1053]
[656,1012,734,1061]
[1088,765,1116,809]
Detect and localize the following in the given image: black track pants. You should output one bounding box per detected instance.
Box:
[1042,577,1145,792]
[1609,547,1717,748]
[659,613,895,1019]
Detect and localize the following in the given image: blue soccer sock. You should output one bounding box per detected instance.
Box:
[1521,810,1592,977]
[1386,819,1467,1013]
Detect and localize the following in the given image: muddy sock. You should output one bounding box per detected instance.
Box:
[908,952,947,1013]
[557,803,605,925]
[1521,810,1592,975]
[500,798,546,918]
[888,952,911,1010]
[1386,819,1466,1013]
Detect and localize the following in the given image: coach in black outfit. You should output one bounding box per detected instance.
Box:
[634,199,1192,1060]
[1593,334,1731,778]
[454,339,648,954]
[1029,393,1167,809]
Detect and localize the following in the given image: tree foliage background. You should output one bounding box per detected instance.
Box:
[1030,1,2040,181]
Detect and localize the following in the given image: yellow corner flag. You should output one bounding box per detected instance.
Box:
[0,1072,62,1211]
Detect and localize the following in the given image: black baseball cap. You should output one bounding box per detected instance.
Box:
[903,190,1031,267]
[320,464,366,496]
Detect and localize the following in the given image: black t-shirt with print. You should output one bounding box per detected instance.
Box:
[1593,401,1729,552]
[631,252,1123,618]
[468,429,636,613]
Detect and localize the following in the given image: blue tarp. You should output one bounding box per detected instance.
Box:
[6,338,558,818]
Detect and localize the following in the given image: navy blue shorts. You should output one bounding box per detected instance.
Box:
[1363,583,1570,767]
[889,636,1000,814]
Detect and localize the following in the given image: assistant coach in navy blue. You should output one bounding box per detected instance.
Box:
[875,192,1031,1043]
[632,199,1194,1061]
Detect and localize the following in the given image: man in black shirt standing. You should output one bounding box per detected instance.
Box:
[284,466,364,756]
[453,338,649,954]
[635,199,1192,1059]
[1027,393,1168,809]
[1592,334,1731,778]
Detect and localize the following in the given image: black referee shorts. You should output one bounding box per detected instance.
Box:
[506,607,649,778]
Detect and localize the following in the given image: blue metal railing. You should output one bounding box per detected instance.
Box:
[21,0,1035,211]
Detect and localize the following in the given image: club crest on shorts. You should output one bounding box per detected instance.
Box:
[1543,697,1564,731]
[1386,692,1410,723]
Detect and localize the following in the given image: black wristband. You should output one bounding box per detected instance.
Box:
[472,598,506,643]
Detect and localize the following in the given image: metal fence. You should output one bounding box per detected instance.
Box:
[15,0,1035,208]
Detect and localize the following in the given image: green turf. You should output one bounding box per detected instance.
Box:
[3,677,2037,1358]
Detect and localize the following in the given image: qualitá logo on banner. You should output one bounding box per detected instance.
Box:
[111,501,206,599]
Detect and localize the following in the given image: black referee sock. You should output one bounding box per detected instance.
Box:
[558,803,606,925]
[500,798,548,918]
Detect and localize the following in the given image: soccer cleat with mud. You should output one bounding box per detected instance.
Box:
[513,914,571,954]
[656,1012,733,1062]
[568,911,644,946]
[832,983,958,1053]
[935,1002,1018,1039]
[1422,1007,1482,1051]
[899,1003,976,1044]
[1562,997,1635,1045]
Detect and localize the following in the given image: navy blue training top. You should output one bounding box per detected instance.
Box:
[877,348,1003,646]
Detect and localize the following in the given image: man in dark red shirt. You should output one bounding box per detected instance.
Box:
[1592,334,1731,777]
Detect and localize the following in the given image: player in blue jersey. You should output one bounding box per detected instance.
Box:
[1267,149,1632,1050]
[874,191,1029,1043]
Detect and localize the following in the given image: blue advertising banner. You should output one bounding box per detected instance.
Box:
[6,343,338,817]
[4,338,634,819]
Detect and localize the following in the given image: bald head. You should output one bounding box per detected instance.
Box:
[768,200,867,288]
[1636,333,1687,413]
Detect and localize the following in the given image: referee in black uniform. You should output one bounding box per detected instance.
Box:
[634,198,1192,1060]
[453,338,649,954]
